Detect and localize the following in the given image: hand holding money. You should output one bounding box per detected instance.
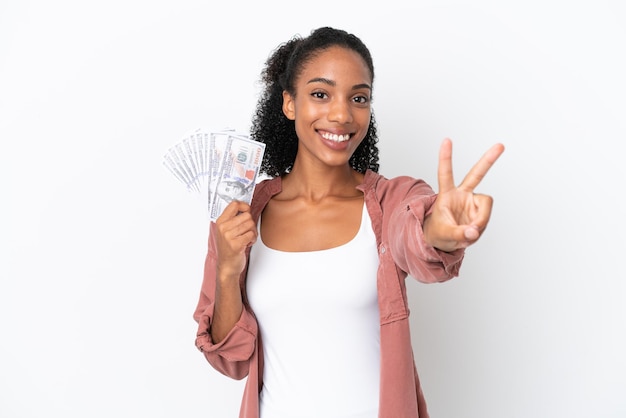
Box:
[163,128,266,221]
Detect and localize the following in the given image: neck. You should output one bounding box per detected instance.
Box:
[282,161,363,202]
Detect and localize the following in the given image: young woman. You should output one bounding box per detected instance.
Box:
[194,27,504,418]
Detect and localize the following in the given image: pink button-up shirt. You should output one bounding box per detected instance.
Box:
[194,170,465,417]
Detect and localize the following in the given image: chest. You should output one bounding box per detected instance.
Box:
[249,203,379,311]
[260,196,365,252]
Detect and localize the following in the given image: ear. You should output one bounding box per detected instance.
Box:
[282,91,296,120]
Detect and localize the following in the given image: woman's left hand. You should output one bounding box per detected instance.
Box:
[423,138,505,252]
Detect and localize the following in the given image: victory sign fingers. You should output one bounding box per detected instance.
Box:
[438,139,505,194]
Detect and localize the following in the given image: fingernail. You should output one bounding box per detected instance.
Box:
[464,226,479,240]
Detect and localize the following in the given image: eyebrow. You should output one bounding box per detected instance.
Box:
[307,77,371,91]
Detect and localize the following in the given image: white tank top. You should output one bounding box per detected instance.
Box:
[247,204,380,418]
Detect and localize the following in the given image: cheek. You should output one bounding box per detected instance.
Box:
[360,107,372,124]
[297,102,323,120]
[356,109,372,134]
[293,104,322,134]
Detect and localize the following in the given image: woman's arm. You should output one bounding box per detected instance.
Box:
[193,201,258,379]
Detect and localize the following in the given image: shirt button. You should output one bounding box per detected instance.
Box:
[380,246,386,254]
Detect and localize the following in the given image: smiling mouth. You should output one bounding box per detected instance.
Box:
[320,131,351,142]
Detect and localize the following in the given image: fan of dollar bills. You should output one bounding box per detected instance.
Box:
[163,128,266,221]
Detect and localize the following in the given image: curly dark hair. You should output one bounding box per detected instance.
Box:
[250,26,380,177]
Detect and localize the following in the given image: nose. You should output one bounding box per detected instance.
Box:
[328,98,353,124]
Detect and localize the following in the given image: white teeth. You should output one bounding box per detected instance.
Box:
[322,132,350,142]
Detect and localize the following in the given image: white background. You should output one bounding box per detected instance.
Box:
[1,1,625,417]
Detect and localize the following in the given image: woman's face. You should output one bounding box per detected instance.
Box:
[282,46,372,170]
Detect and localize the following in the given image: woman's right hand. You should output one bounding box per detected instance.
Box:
[214,201,258,281]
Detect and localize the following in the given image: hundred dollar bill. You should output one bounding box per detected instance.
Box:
[163,128,212,192]
[207,129,233,213]
[209,134,266,221]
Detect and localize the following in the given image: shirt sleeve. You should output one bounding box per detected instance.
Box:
[387,180,465,283]
[193,223,257,380]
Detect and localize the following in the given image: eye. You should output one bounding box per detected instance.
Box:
[311,91,328,99]
[353,94,370,105]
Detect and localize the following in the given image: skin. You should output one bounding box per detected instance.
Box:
[210,46,505,343]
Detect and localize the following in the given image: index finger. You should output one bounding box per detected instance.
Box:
[437,138,455,193]
[458,143,505,192]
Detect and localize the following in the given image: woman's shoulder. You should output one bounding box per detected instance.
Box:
[362,169,433,196]
[255,175,281,190]
[250,175,282,214]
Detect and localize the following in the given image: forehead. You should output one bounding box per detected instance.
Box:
[298,46,372,84]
